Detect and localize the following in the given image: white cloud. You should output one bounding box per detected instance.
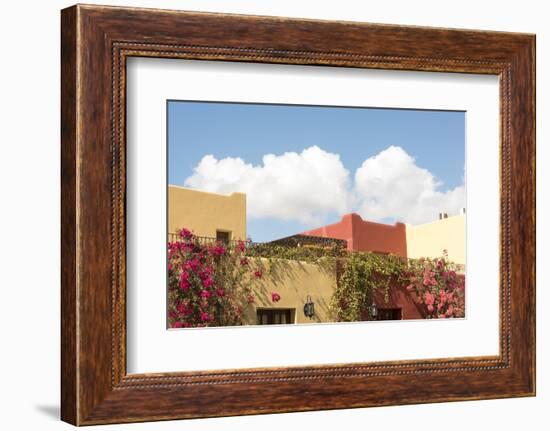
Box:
[354,145,465,224]
[183,145,465,226]
[184,146,352,223]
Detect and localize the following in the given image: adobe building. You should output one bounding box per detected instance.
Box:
[302,213,408,257]
[406,213,465,266]
[302,212,465,266]
[168,185,341,325]
[168,186,464,325]
[168,185,247,241]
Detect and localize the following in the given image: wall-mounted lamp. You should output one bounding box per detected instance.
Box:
[369,300,378,320]
[303,295,315,319]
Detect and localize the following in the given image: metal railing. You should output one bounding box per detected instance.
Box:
[168,232,245,246]
[168,232,348,250]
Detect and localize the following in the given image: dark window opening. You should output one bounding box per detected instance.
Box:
[377,308,402,321]
[216,230,231,243]
[256,309,294,325]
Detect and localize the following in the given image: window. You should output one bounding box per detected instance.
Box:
[377,308,402,321]
[216,230,231,243]
[256,309,294,325]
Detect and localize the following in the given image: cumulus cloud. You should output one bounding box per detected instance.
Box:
[184,146,352,224]
[354,145,465,224]
[183,144,465,226]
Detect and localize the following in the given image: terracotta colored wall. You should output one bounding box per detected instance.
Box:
[351,215,407,257]
[303,213,408,257]
[302,213,354,249]
[373,285,425,320]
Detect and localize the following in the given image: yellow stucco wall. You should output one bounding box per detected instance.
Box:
[405,215,465,265]
[243,259,336,325]
[168,185,247,240]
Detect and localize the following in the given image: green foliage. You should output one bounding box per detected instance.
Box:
[329,252,405,322]
[246,242,346,263]
[245,242,343,281]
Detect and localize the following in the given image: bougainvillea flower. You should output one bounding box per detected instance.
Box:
[188,258,201,271]
[210,245,226,256]
[179,228,193,239]
[425,292,435,305]
[236,241,246,253]
[271,292,281,303]
[179,278,191,291]
[202,277,214,288]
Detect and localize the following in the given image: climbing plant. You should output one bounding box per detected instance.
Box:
[246,242,346,263]
[402,251,465,318]
[167,228,263,328]
[244,242,343,283]
[329,252,405,322]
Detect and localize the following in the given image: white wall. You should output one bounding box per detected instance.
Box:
[0,0,546,430]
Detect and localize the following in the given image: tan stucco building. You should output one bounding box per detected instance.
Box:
[168,185,247,241]
[244,260,336,325]
[405,214,465,266]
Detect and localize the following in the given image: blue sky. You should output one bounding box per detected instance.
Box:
[168,100,465,242]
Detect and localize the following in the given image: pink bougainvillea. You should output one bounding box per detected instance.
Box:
[167,228,262,328]
[403,251,465,319]
[271,292,281,303]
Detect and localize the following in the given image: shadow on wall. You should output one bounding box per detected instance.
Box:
[249,258,336,324]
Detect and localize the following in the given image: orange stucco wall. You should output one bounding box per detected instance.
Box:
[302,213,408,257]
[372,285,425,320]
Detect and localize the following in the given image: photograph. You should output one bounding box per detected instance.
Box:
[166,101,466,328]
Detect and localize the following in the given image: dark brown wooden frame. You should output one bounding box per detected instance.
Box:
[61,4,535,426]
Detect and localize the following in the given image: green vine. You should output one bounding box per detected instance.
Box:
[329,252,405,322]
[246,242,346,262]
[245,245,462,323]
[245,243,343,280]
[245,244,408,322]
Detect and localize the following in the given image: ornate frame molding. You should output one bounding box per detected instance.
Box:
[61,5,535,425]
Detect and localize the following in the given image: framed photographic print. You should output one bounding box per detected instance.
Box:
[61,4,535,425]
